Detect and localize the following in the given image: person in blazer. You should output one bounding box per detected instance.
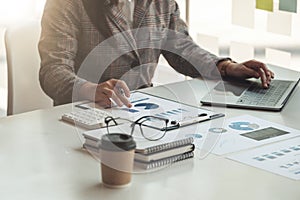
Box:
[39,0,274,107]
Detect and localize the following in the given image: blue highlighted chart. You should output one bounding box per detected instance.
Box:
[121,108,140,113]
[130,98,149,104]
[229,121,259,131]
[154,108,188,118]
[134,103,159,110]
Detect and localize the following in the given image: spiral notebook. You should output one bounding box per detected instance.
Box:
[83,124,196,170]
[83,124,195,155]
[134,144,195,162]
[134,151,194,170]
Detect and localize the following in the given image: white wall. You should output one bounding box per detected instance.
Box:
[0,0,46,116]
[0,27,7,116]
[189,0,300,71]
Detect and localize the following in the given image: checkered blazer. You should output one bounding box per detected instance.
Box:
[39,0,221,105]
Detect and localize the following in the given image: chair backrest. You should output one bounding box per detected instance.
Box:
[5,20,53,115]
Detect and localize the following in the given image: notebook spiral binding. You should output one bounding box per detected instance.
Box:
[143,137,194,154]
[136,151,194,170]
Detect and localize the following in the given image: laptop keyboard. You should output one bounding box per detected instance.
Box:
[237,80,292,106]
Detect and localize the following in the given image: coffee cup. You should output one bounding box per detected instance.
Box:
[99,133,136,188]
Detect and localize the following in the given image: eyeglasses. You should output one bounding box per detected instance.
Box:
[104,116,169,141]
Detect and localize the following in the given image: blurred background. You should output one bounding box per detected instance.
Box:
[0,0,299,116]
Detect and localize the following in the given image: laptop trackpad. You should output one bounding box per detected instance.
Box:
[214,81,250,96]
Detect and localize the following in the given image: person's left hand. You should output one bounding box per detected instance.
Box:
[222,60,275,88]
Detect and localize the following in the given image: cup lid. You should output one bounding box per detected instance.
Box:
[100,133,136,151]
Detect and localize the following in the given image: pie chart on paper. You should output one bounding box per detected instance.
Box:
[134,103,159,110]
[229,121,260,131]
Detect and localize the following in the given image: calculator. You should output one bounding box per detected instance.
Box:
[61,108,111,129]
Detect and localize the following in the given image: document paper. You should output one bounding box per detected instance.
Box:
[205,115,300,155]
[227,137,300,180]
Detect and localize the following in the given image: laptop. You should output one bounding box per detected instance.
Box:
[200,78,300,111]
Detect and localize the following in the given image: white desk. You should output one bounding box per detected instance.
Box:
[1,66,300,200]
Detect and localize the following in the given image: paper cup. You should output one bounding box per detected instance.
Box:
[99,134,136,188]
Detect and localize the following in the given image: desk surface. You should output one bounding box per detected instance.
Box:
[1,66,300,200]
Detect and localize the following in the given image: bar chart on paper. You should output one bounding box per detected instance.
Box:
[228,137,300,180]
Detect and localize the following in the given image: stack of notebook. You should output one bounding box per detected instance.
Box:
[133,137,195,170]
[83,126,195,170]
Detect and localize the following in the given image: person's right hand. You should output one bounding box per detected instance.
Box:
[79,79,132,108]
[218,59,274,88]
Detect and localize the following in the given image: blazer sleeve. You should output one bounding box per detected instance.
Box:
[38,0,87,105]
[162,1,222,79]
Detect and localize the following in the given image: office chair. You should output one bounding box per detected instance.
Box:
[5,20,53,115]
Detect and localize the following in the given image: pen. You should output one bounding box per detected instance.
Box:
[178,115,210,127]
[164,115,209,131]
[106,87,126,108]
[117,87,133,108]
[164,113,225,131]
[209,113,225,119]
[118,88,125,96]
